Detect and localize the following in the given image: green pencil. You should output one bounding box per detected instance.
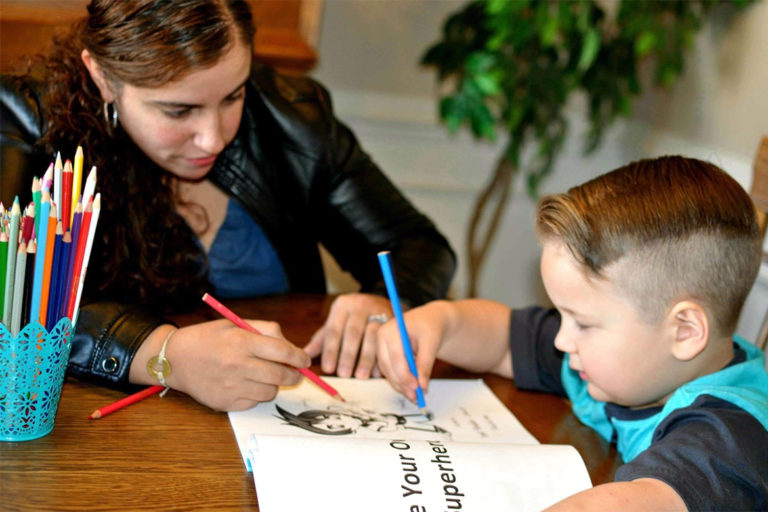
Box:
[32,176,42,240]
[0,230,7,319]
[2,197,20,326]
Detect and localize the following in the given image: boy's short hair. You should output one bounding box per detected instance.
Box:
[535,156,761,337]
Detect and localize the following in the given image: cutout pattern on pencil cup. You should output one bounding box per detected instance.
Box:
[0,317,74,441]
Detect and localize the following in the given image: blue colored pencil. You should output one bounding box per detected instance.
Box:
[376,250,426,411]
[46,225,63,330]
[55,232,72,324]
[29,191,51,324]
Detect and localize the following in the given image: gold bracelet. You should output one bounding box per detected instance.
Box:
[146,327,177,389]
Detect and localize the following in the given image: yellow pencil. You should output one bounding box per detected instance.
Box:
[71,146,83,226]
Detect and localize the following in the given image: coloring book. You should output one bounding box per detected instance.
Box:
[229,378,591,511]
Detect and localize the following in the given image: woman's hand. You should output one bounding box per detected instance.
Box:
[303,293,393,379]
[151,319,310,411]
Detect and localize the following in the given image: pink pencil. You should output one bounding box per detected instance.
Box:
[201,293,345,402]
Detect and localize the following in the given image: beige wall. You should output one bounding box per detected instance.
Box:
[310,0,768,343]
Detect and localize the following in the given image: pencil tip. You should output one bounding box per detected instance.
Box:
[88,410,101,420]
[334,393,346,403]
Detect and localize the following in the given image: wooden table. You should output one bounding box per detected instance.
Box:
[0,294,621,511]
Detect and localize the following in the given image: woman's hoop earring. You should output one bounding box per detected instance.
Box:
[103,101,118,131]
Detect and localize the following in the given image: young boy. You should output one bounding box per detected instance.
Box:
[376,156,768,511]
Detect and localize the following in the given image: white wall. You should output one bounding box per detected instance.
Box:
[310,0,768,345]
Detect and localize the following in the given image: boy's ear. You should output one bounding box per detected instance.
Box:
[667,301,709,361]
[81,49,116,103]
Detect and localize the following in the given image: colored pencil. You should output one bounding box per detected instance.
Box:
[46,222,64,331]
[61,160,73,233]
[10,241,27,336]
[30,197,53,325]
[21,202,35,243]
[53,153,63,222]
[88,385,166,420]
[377,251,426,411]
[201,292,346,402]
[70,193,101,321]
[65,197,92,320]
[71,146,84,226]
[61,204,81,318]
[32,177,42,238]
[2,198,21,327]
[21,239,36,326]
[41,162,53,194]
[81,166,97,207]
[55,232,73,323]
[0,230,7,319]
[40,221,64,325]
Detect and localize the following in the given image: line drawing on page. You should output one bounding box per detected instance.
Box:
[274,404,452,438]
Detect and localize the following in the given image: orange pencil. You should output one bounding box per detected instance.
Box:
[201,293,346,402]
[88,385,166,419]
[38,203,58,326]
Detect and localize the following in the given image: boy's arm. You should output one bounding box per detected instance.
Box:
[430,299,513,378]
[544,478,686,512]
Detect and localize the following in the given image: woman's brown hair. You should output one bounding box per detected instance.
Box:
[32,0,255,311]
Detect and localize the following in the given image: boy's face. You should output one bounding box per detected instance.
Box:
[540,241,679,408]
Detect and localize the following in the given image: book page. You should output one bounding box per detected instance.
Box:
[248,436,592,512]
[228,378,539,466]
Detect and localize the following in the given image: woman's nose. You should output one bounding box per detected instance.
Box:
[194,112,226,154]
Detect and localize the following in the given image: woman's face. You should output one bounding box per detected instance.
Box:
[113,41,252,181]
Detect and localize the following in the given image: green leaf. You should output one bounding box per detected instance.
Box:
[439,97,464,133]
[577,29,600,71]
[473,72,502,95]
[635,31,656,57]
[541,13,560,46]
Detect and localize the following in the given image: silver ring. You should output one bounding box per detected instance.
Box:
[367,313,389,324]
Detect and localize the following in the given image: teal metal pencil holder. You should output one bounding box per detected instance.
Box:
[0,317,74,441]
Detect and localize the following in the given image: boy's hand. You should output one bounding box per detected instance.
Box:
[376,301,452,403]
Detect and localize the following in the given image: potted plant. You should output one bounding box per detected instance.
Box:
[422,0,754,296]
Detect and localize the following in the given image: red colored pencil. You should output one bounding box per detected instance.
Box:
[61,160,73,232]
[201,293,346,402]
[88,385,166,420]
[65,197,92,319]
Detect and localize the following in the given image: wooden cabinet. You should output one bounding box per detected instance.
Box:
[0,0,321,74]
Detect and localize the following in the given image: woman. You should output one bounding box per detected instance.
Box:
[0,0,455,411]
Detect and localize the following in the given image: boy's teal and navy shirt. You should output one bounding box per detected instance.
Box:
[509,306,768,512]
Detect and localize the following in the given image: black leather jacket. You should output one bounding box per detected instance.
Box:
[1,63,456,391]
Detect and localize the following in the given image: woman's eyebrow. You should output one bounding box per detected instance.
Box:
[149,78,249,108]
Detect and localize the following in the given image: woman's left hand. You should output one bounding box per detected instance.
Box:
[304,293,393,379]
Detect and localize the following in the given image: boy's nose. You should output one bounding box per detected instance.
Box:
[553,329,575,353]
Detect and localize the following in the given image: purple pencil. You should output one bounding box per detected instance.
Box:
[60,203,82,318]
[45,224,64,330]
